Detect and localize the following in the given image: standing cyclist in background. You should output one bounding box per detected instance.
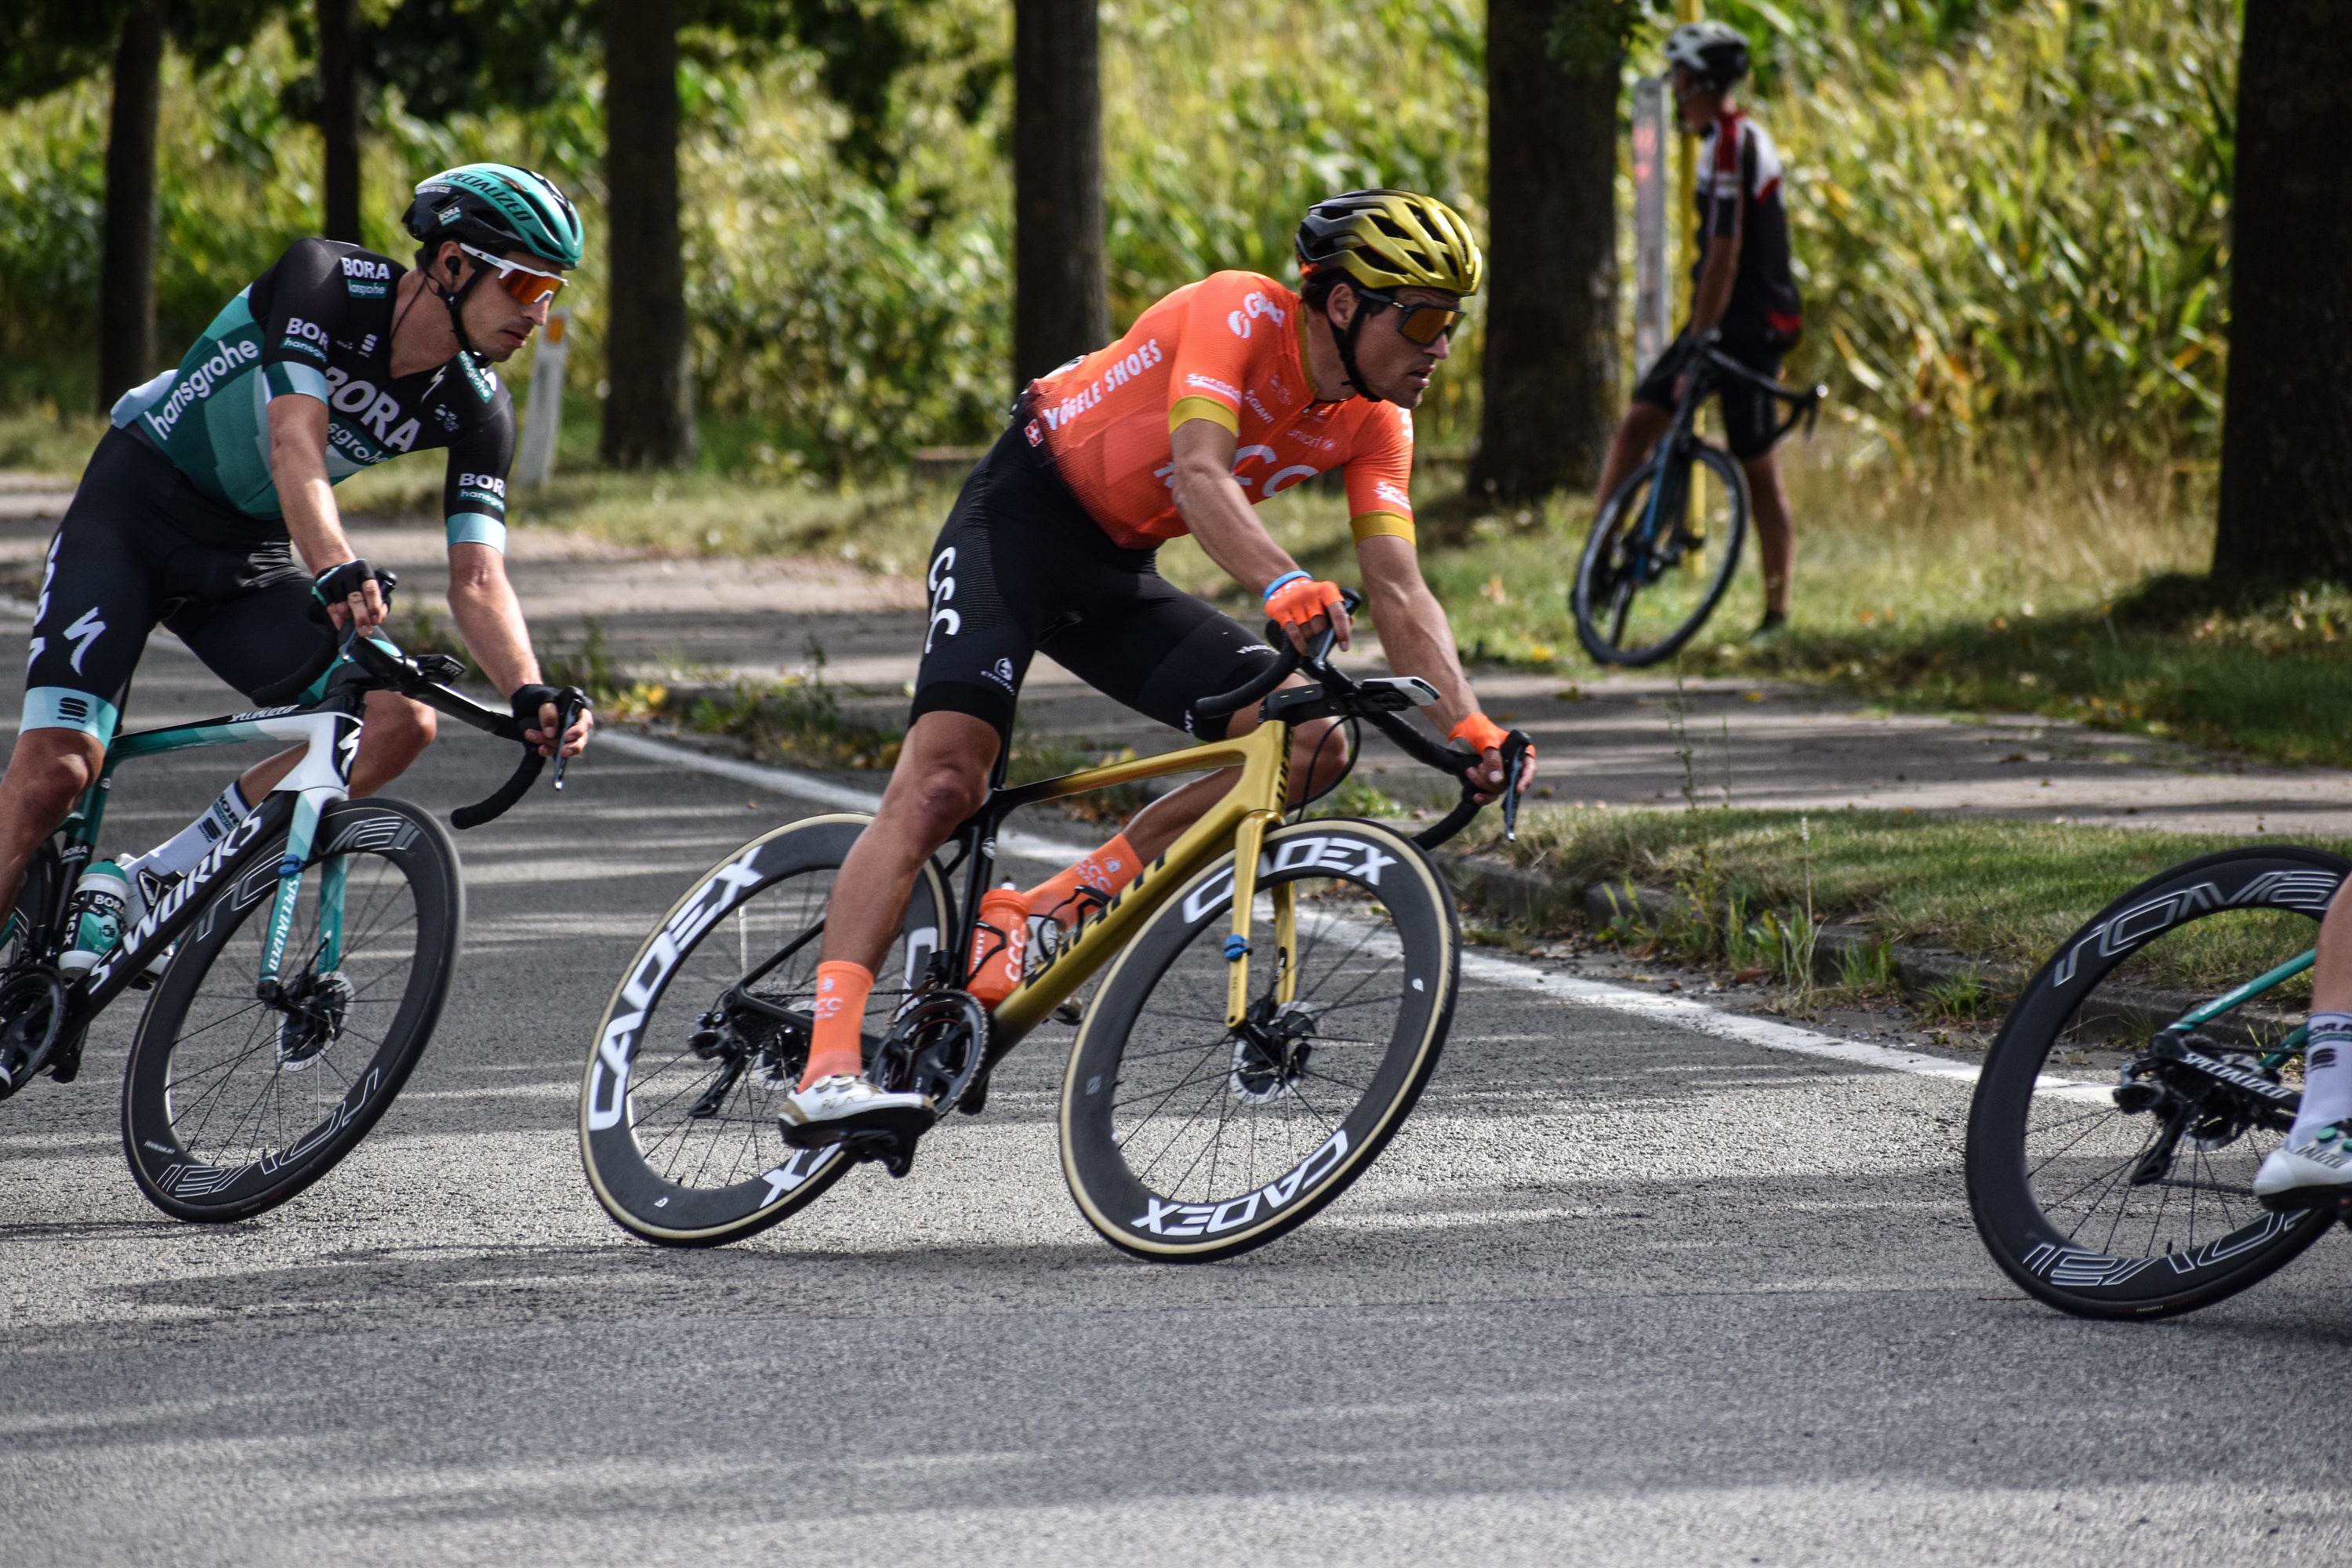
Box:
[1595,20,1806,640]
[0,162,593,955]
[782,189,1537,1141]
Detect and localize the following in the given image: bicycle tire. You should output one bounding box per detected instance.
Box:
[1060,818,1457,1261]
[1965,845,2344,1319]
[1573,441,1748,668]
[579,814,953,1247]
[121,797,462,1221]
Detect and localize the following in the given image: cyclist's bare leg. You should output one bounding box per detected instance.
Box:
[2256,848,2352,1181]
[2292,890,2352,1134]
[230,691,439,803]
[1595,404,1674,510]
[2314,892,2352,1015]
[0,728,105,926]
[821,710,1000,977]
[1742,447,1795,618]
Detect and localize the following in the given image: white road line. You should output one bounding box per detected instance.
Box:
[612,727,2102,1100]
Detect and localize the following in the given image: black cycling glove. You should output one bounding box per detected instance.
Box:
[510,684,592,735]
[309,560,397,622]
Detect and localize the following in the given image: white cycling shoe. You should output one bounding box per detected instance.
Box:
[2254,1121,2352,1209]
[778,1074,934,1148]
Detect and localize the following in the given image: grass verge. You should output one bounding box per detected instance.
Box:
[1487,803,2341,995]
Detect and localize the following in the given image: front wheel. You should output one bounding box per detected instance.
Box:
[1573,441,1748,667]
[1965,845,2344,1319]
[122,798,463,1221]
[1060,818,1459,1261]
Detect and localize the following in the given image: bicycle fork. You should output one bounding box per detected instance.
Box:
[253,712,360,1001]
[1223,811,1301,1029]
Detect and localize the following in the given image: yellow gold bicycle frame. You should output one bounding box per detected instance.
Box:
[979,717,1301,1051]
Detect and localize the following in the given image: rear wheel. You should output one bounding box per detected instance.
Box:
[1060,819,1457,1261]
[1965,846,2344,1318]
[1573,441,1748,667]
[579,815,953,1247]
[121,798,461,1221]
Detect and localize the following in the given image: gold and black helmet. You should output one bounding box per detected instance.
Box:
[1294,189,1484,298]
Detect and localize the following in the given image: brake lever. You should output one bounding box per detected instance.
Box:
[1498,730,1534,843]
[1309,585,1366,669]
[550,692,590,790]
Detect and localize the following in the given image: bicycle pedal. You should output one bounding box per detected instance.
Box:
[956,1072,991,1116]
[832,1127,920,1178]
[1053,998,1084,1026]
[779,1102,935,1152]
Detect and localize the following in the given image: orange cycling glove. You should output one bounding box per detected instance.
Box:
[1450,712,1512,757]
[1264,573,1345,632]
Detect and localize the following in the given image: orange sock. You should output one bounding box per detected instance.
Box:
[800,960,874,1088]
[1023,832,1141,926]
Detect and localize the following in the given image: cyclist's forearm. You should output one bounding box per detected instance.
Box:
[1689,242,1740,338]
[445,545,543,695]
[267,396,355,574]
[1357,539,1477,730]
[1171,419,1297,592]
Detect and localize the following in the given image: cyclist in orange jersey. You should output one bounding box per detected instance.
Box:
[781,190,1539,1141]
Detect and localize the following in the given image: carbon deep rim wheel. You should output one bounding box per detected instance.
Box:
[1060,818,1457,1261]
[1965,845,2345,1319]
[1573,442,1748,668]
[579,815,952,1247]
[121,798,461,1222]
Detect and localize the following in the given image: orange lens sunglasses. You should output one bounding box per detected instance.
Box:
[458,242,568,306]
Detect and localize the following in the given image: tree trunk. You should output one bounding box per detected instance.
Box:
[1011,0,1108,390]
[601,0,695,468]
[1470,0,1620,504]
[97,0,164,412]
[2212,1,2352,586]
[318,0,361,243]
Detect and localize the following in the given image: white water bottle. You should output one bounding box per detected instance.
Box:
[60,861,131,976]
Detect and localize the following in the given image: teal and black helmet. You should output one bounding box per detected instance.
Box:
[403,163,583,271]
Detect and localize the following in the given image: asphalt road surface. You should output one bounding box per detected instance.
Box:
[1,591,2349,1564]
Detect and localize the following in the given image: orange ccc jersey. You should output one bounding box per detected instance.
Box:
[1022,270,1417,552]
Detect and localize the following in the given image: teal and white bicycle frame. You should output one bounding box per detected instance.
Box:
[2162,947,2318,1071]
[66,702,361,1014]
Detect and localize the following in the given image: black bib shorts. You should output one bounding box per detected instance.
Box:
[909,425,1279,746]
[23,426,339,742]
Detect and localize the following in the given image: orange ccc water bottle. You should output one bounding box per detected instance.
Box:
[967,885,1029,1006]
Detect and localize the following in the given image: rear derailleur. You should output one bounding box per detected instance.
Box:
[2111,1029,2297,1185]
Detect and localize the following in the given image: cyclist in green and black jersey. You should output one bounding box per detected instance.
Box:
[0,163,593,931]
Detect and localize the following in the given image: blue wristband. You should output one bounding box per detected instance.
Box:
[1262,571,1311,605]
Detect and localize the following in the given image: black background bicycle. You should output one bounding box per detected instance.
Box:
[1573,335,1824,667]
